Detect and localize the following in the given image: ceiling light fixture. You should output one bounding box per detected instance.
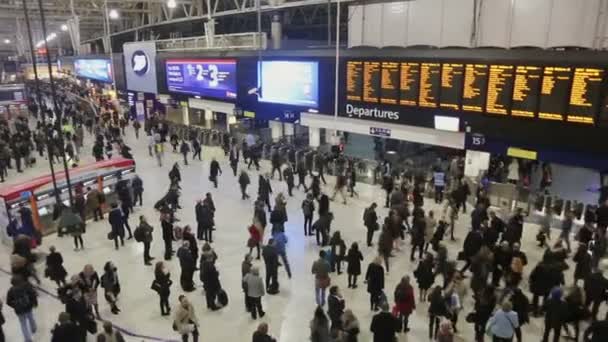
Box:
[61,24,68,31]
[108,9,119,19]
[167,0,177,9]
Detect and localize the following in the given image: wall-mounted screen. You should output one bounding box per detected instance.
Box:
[74,59,113,83]
[258,61,319,107]
[165,59,237,100]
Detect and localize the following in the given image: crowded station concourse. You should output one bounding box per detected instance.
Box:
[0,79,607,342]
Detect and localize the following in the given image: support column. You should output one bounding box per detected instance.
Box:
[309,127,320,148]
[271,14,282,49]
[204,109,213,128]
[182,105,189,125]
[269,120,283,142]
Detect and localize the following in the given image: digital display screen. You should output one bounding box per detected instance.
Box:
[462,64,488,112]
[486,65,514,115]
[400,62,420,106]
[166,59,237,100]
[419,63,441,108]
[74,59,113,83]
[380,62,399,104]
[568,68,604,124]
[258,61,319,107]
[511,66,542,118]
[539,66,571,121]
[346,61,363,101]
[362,62,381,103]
[440,63,464,110]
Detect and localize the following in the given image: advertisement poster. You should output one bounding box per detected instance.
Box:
[166,59,237,100]
[135,102,145,121]
[74,59,113,83]
[258,61,319,108]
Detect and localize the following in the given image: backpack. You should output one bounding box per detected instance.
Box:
[133,226,145,242]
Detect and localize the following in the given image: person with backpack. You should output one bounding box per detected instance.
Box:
[135,215,154,265]
[6,275,38,342]
[363,203,379,247]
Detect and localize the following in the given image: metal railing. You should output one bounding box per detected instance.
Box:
[156,32,268,51]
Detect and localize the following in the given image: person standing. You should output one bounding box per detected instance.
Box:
[239,170,251,200]
[177,241,196,292]
[327,286,345,330]
[151,262,172,316]
[51,312,80,342]
[263,238,280,294]
[161,214,174,261]
[6,275,38,342]
[301,193,315,236]
[346,242,363,289]
[120,200,133,240]
[45,246,67,287]
[200,255,221,311]
[394,276,415,333]
[197,200,214,243]
[309,306,330,342]
[297,160,308,192]
[229,144,239,176]
[365,256,385,311]
[209,157,222,188]
[243,267,266,319]
[584,312,608,342]
[370,302,398,342]
[311,250,332,307]
[174,295,200,342]
[363,203,379,247]
[86,186,103,221]
[131,175,144,207]
[283,164,295,197]
[486,301,521,342]
[136,215,155,265]
[252,323,277,342]
[108,203,125,250]
[79,264,101,319]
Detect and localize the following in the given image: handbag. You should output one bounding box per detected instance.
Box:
[107,232,114,240]
[465,312,477,323]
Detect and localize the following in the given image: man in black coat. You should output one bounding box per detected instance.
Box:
[108,203,125,250]
[584,270,608,321]
[262,239,279,294]
[229,145,239,176]
[584,312,608,342]
[161,216,174,261]
[51,312,81,342]
[258,175,273,212]
[597,199,608,230]
[283,164,295,197]
[364,203,379,247]
[177,241,196,292]
[200,258,221,310]
[370,302,398,342]
[209,158,222,188]
[131,175,144,207]
[460,228,483,273]
[270,149,282,181]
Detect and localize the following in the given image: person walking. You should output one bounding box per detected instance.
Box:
[309,306,330,342]
[428,285,448,340]
[209,157,222,188]
[174,295,200,342]
[79,264,101,319]
[252,322,277,342]
[135,215,155,265]
[45,246,67,287]
[327,286,345,330]
[283,163,295,197]
[346,242,363,288]
[311,250,332,307]
[108,203,125,250]
[394,276,415,333]
[370,301,398,342]
[341,309,360,342]
[6,275,38,342]
[414,252,436,302]
[486,300,521,342]
[51,312,80,342]
[239,170,251,200]
[473,285,497,342]
[273,230,292,279]
[297,161,308,192]
[365,256,385,311]
[302,193,315,236]
[180,140,190,165]
[541,287,568,342]
[229,144,239,176]
[120,200,134,240]
[151,262,172,316]
[258,174,273,212]
[100,262,121,315]
[97,321,125,342]
[363,203,379,247]
[241,254,253,311]
[243,267,266,319]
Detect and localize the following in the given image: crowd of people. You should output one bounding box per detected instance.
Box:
[3,79,608,342]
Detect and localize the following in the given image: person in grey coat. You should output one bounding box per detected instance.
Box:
[243,267,266,319]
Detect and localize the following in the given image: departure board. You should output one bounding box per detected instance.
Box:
[440,63,464,110]
[567,68,604,124]
[380,62,400,104]
[462,64,488,112]
[346,61,363,101]
[486,65,514,115]
[400,62,420,106]
[362,62,381,103]
[511,66,542,118]
[419,63,441,108]
[539,67,572,121]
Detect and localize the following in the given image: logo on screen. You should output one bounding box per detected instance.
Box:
[131,50,149,76]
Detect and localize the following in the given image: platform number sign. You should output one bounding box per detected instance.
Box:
[369,127,391,137]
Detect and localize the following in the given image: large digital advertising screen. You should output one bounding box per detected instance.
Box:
[165,59,237,100]
[258,61,319,107]
[74,59,113,83]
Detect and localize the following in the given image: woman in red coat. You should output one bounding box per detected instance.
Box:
[248,224,262,259]
[394,275,416,333]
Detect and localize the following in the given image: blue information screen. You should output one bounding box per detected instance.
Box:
[165,59,237,100]
[74,59,113,83]
[258,61,319,108]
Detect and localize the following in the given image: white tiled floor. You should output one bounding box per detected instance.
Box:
[0,126,602,342]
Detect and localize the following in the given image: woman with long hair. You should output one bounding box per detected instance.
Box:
[151,261,172,316]
[100,261,121,315]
